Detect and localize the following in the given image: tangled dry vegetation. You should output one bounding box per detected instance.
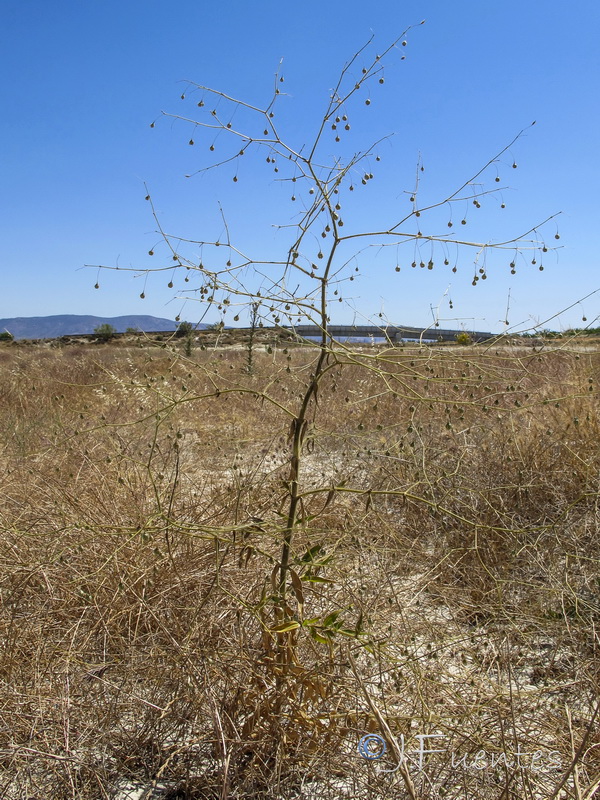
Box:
[0,338,599,799]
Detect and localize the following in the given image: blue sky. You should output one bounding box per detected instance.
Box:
[1,0,599,332]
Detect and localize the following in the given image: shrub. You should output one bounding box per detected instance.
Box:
[93,323,117,342]
[455,331,472,345]
[175,321,193,337]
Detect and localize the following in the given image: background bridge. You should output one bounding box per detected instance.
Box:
[283,324,496,343]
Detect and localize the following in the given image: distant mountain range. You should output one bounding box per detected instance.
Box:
[0,315,208,340]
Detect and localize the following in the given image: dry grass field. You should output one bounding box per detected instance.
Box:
[0,337,599,799]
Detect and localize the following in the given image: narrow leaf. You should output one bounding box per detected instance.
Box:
[271,620,301,633]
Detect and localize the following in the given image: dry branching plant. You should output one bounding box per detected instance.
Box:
[1,25,598,800]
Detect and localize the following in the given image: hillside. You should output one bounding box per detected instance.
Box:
[0,315,208,340]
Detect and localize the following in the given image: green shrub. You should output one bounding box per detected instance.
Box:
[175,321,193,337]
[93,323,117,342]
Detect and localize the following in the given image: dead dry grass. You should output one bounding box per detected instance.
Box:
[0,340,598,799]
